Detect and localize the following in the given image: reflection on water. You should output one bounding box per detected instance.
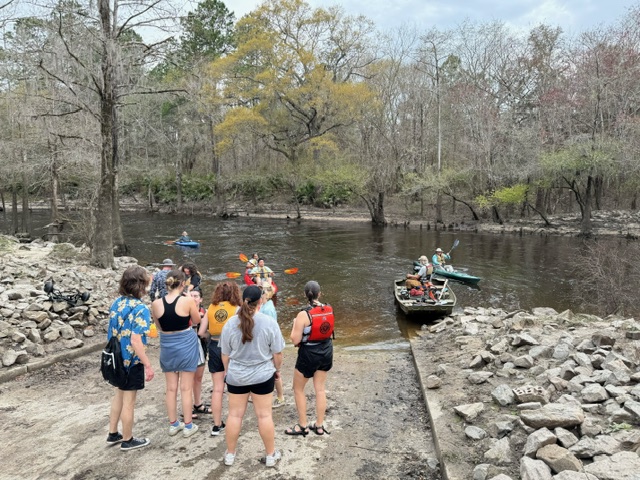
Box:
[6,211,626,346]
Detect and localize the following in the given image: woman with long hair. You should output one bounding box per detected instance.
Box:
[219,285,285,468]
[285,281,334,436]
[198,281,242,436]
[151,270,201,438]
[106,265,155,451]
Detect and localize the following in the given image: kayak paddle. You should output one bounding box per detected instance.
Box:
[225,268,298,278]
[447,239,460,255]
[239,253,249,263]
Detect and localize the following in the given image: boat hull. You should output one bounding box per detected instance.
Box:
[432,267,481,284]
[393,279,456,318]
[175,241,201,248]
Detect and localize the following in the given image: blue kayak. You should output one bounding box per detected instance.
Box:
[175,241,200,248]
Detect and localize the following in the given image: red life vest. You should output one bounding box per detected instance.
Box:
[302,303,334,342]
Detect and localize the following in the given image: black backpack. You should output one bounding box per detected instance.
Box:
[101,331,128,388]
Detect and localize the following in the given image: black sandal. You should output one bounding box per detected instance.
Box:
[309,423,330,435]
[191,404,212,419]
[284,423,309,436]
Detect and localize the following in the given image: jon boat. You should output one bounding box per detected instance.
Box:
[432,266,481,285]
[393,278,456,317]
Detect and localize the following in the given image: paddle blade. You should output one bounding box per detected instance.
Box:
[239,253,248,263]
[226,272,242,279]
[163,240,176,245]
[284,268,299,275]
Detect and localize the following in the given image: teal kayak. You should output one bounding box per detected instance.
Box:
[432,266,481,284]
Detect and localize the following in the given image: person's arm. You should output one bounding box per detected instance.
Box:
[432,254,439,265]
[272,351,283,379]
[183,297,201,326]
[221,353,229,375]
[290,310,308,347]
[131,333,154,381]
[198,313,209,337]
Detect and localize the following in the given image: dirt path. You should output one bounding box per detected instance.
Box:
[0,342,441,480]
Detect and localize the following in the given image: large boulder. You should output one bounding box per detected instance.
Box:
[520,404,585,429]
[583,451,640,480]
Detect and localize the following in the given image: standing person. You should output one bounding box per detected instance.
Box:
[189,287,211,419]
[219,285,285,467]
[149,259,175,301]
[198,281,242,436]
[260,284,285,408]
[106,265,155,451]
[432,247,451,269]
[151,270,201,438]
[250,258,274,286]
[285,281,334,437]
[181,262,201,293]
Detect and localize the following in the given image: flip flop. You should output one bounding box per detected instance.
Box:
[284,423,308,436]
[309,423,330,435]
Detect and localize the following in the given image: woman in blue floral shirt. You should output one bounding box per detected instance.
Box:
[106,265,155,451]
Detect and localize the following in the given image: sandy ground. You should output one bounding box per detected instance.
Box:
[0,341,442,480]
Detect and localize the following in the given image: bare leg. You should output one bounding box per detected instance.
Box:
[275,377,284,401]
[252,392,276,454]
[165,372,179,422]
[109,388,124,433]
[120,390,138,439]
[312,371,328,427]
[180,371,196,424]
[292,369,310,426]
[211,371,225,425]
[193,365,205,407]
[225,393,249,454]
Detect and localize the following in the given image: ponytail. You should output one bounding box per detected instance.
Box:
[238,298,258,343]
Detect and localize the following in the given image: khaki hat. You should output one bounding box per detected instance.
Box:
[435,248,443,253]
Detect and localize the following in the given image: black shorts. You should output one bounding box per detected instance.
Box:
[226,374,275,395]
[295,341,333,378]
[207,340,224,373]
[119,363,145,391]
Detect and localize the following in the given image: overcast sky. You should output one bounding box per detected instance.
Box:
[224,0,637,35]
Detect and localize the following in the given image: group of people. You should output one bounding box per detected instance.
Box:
[405,247,451,288]
[105,259,334,469]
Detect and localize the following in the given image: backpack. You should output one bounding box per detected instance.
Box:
[101,334,128,388]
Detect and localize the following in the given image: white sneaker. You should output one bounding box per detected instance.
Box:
[168,421,184,436]
[272,397,285,409]
[264,449,282,467]
[183,423,199,438]
[224,451,236,466]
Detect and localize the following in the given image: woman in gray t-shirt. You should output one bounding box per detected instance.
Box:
[219,285,285,468]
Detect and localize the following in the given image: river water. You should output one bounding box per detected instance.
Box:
[3,211,619,345]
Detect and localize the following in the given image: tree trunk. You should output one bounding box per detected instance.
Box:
[594,175,603,210]
[91,0,116,268]
[580,175,594,236]
[176,155,183,210]
[112,107,129,256]
[47,139,62,243]
[11,188,18,234]
[435,191,443,224]
[21,160,31,236]
[361,192,386,226]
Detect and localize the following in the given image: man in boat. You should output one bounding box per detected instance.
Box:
[432,248,451,271]
[406,255,432,288]
[178,231,191,242]
[251,258,274,286]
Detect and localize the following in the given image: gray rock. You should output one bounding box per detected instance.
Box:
[610,408,635,424]
[554,427,579,448]
[536,444,582,473]
[591,333,616,348]
[573,352,593,369]
[518,402,543,410]
[492,384,516,406]
[529,345,553,359]
[454,402,484,421]
[11,331,27,343]
[425,375,442,389]
[63,338,84,349]
[523,427,557,457]
[553,343,572,361]
[470,355,486,369]
[469,371,494,384]
[43,329,60,343]
[465,426,487,440]
[515,355,535,369]
[579,415,603,437]
[473,463,490,480]
[552,472,598,480]
[624,399,640,420]
[512,333,540,347]
[583,451,640,480]
[22,311,49,323]
[488,475,514,480]
[484,437,512,465]
[6,290,23,300]
[581,383,609,403]
[520,404,585,429]
[569,435,621,458]
[532,307,558,317]
[611,430,640,451]
[520,457,552,480]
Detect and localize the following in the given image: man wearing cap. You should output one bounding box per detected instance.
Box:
[406,255,431,288]
[149,259,175,301]
[432,248,451,268]
[243,259,257,286]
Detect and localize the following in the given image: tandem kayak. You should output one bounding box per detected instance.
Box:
[432,266,481,285]
[174,241,201,248]
[393,278,456,318]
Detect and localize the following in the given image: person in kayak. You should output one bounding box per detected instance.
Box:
[251,258,274,286]
[243,260,257,286]
[178,231,191,242]
[406,255,431,288]
[432,248,451,270]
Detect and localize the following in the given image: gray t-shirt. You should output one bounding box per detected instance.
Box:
[220,311,285,386]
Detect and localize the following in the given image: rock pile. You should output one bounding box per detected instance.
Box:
[0,236,140,369]
[416,306,640,480]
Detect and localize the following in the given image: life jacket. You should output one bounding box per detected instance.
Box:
[302,303,334,343]
[207,302,238,336]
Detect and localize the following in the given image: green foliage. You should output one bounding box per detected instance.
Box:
[179,0,235,62]
[492,184,529,205]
